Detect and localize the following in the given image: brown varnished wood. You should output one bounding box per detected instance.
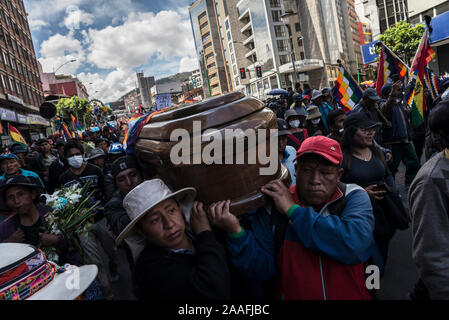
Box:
[139,95,265,140]
[135,93,287,215]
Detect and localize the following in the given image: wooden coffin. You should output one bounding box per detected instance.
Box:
[135,92,288,215]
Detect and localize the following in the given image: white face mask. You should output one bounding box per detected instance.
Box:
[289,120,300,128]
[311,118,321,125]
[68,155,84,169]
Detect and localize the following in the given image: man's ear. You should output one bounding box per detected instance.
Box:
[31,189,37,201]
[337,167,344,182]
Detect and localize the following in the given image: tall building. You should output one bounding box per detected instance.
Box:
[376,0,409,34]
[137,72,155,109]
[408,0,449,23]
[213,0,307,98]
[293,0,360,88]
[189,0,232,97]
[0,0,47,144]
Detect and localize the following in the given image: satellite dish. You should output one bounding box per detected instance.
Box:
[39,102,57,119]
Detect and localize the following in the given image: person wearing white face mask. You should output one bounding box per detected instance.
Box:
[305,105,327,136]
[59,140,105,209]
[58,140,117,300]
[284,109,309,151]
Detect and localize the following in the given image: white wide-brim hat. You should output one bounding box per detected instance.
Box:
[0,243,98,300]
[29,265,98,300]
[116,179,197,246]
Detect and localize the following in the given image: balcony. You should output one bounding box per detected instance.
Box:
[204,45,214,56]
[211,87,222,96]
[245,48,257,59]
[207,65,217,74]
[238,8,250,23]
[200,25,210,36]
[241,21,252,35]
[199,15,208,26]
[205,56,215,66]
[243,35,254,46]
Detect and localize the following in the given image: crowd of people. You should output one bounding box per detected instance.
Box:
[0,76,449,301]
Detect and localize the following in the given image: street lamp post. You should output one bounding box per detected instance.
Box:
[52,59,76,135]
[281,10,298,88]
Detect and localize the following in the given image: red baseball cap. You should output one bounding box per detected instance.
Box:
[294,136,343,165]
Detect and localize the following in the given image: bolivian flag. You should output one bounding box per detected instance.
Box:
[8,124,27,147]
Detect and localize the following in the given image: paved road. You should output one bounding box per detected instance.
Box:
[377,165,419,300]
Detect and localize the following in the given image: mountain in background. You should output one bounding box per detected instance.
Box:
[156,72,192,84]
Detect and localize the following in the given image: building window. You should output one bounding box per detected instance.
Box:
[16,80,21,95]
[227,31,231,41]
[2,50,9,66]
[270,0,281,7]
[300,52,305,60]
[231,53,235,64]
[272,10,282,22]
[229,42,233,53]
[1,74,7,90]
[295,23,301,32]
[9,77,15,92]
[225,20,229,30]
[277,40,288,52]
[235,76,239,86]
[270,76,278,89]
[279,54,290,65]
[297,37,303,47]
[274,25,286,37]
[10,57,16,70]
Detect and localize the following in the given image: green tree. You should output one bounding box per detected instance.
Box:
[378,21,425,65]
[56,96,90,127]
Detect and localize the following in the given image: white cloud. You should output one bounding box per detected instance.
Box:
[86,10,196,70]
[38,33,84,74]
[179,56,199,73]
[62,6,95,31]
[77,69,136,102]
[28,19,49,31]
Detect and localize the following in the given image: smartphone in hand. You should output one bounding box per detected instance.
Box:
[372,183,391,194]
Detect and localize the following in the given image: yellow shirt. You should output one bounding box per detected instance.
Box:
[445,148,449,160]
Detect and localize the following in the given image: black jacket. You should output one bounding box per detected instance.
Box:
[104,190,130,237]
[134,231,231,301]
[48,159,68,193]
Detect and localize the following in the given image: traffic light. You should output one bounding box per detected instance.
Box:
[240,68,246,79]
[256,66,262,78]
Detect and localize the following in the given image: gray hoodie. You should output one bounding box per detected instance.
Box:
[409,151,449,299]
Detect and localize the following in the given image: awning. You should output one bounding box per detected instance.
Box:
[279,59,324,74]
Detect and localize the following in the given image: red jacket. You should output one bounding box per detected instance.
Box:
[275,185,372,300]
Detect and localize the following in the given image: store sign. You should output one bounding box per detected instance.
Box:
[6,94,24,106]
[17,114,29,124]
[0,108,17,122]
[361,40,379,65]
[28,114,49,126]
[279,59,324,73]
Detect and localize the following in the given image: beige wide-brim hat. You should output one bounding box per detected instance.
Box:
[306,105,322,120]
[116,179,197,246]
[0,243,98,300]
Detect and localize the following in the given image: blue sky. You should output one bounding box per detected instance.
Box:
[23,0,198,102]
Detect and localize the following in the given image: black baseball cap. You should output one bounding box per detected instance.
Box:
[1,175,44,202]
[344,112,382,130]
[277,119,292,136]
[111,156,140,179]
[363,88,381,102]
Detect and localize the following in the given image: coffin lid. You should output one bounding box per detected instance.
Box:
[139,92,265,140]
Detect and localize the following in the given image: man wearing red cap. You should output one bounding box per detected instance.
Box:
[209,136,375,300]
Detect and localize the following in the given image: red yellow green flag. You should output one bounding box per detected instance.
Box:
[8,124,27,147]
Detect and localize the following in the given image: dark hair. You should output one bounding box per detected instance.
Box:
[95,138,109,146]
[326,109,346,128]
[341,125,385,169]
[64,140,84,157]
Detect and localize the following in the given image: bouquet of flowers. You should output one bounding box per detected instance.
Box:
[41,181,101,262]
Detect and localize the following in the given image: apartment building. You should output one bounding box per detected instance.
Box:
[0,0,48,144]
[189,0,231,97]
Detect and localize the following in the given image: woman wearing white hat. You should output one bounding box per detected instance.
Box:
[0,243,98,300]
[117,179,231,300]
